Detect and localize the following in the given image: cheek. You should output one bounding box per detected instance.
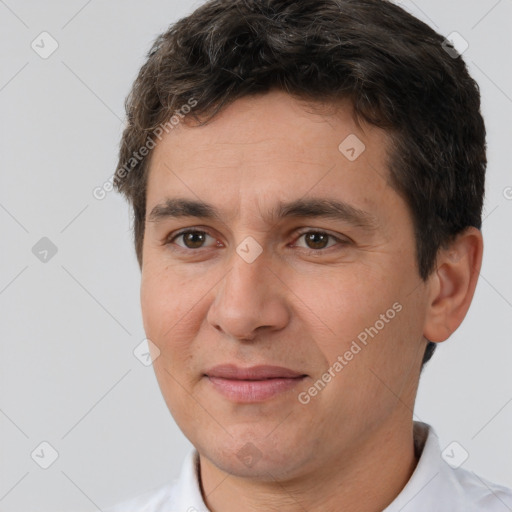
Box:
[140,273,168,342]
[140,268,197,355]
[312,307,423,431]
[305,264,422,388]
[296,266,397,353]
[140,264,223,389]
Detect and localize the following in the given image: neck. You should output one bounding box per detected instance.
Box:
[198,417,419,512]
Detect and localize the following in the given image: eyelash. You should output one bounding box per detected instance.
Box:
[165,228,349,255]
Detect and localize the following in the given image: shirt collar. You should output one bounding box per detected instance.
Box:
[175,445,210,512]
[383,421,456,512]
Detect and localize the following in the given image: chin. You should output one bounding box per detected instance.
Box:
[194,426,315,481]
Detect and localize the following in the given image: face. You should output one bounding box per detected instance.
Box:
[141,90,430,480]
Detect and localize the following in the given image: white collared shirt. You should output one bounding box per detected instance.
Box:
[105,422,512,512]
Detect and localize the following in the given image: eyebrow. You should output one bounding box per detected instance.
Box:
[147,197,378,231]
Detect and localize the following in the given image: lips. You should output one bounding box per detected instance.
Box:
[204,364,307,402]
[205,364,305,380]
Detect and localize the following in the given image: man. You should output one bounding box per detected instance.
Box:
[107,0,512,510]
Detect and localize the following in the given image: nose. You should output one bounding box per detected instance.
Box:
[206,249,291,341]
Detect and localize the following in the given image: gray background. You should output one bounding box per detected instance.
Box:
[1,0,511,510]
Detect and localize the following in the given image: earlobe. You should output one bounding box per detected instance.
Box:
[423,227,483,343]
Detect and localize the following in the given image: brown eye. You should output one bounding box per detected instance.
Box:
[169,230,217,250]
[304,232,330,250]
[294,231,341,252]
[181,231,207,249]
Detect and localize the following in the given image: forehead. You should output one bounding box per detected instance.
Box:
[146,90,395,222]
[152,91,388,159]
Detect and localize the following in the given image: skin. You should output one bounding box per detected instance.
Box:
[140,89,483,512]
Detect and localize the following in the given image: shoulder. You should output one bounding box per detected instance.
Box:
[103,448,205,512]
[386,423,512,512]
[452,467,512,511]
[104,481,179,512]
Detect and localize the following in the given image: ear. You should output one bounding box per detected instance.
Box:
[423,227,483,343]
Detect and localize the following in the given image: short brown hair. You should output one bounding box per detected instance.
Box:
[114,0,486,365]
